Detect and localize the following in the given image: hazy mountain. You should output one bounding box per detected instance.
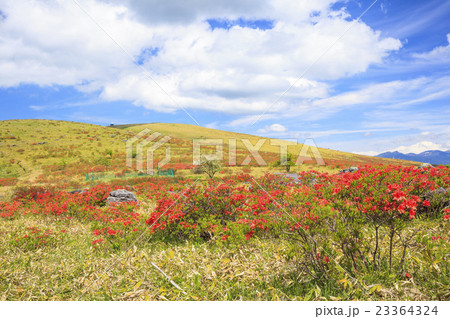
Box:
[376,150,450,165]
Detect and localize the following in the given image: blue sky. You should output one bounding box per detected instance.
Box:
[0,0,449,155]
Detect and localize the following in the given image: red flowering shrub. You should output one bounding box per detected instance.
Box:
[139,165,449,277]
[12,185,55,201]
[0,201,23,219]
[0,177,18,186]
[1,162,447,284]
[9,227,64,251]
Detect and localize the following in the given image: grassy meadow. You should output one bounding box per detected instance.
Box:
[0,119,448,301]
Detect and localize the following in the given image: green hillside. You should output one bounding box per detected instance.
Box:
[0,119,447,301]
[0,119,418,190]
[126,122,415,167]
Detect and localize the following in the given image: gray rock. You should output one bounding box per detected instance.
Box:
[418,187,450,216]
[106,189,138,204]
[421,187,449,203]
[69,188,89,194]
[339,166,359,174]
[418,163,433,169]
[273,172,302,184]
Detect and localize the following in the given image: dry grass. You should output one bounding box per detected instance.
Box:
[1,211,447,301]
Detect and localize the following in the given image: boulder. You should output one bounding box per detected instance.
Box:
[339,167,359,174]
[69,188,89,194]
[418,187,450,217]
[106,189,138,205]
[273,172,302,184]
[421,187,449,205]
[418,163,433,169]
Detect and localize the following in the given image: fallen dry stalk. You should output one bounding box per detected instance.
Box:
[150,262,187,295]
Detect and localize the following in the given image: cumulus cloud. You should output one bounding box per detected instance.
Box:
[257,123,287,133]
[313,76,450,109]
[0,0,149,87]
[413,33,450,63]
[220,74,450,127]
[349,131,450,157]
[110,0,269,25]
[357,150,379,156]
[392,141,446,154]
[0,0,402,116]
[103,0,339,25]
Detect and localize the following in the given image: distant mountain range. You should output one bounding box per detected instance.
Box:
[376,150,450,165]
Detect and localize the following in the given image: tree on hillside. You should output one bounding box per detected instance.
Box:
[273,152,295,173]
[198,159,221,179]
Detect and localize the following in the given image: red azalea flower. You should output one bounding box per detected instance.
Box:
[422,200,430,207]
[93,229,102,236]
[92,239,104,245]
[392,190,406,201]
[444,209,450,220]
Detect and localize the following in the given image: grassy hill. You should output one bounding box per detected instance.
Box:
[0,119,417,189]
[0,120,130,179]
[0,119,447,301]
[124,122,415,167]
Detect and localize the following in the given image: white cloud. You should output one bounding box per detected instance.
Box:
[257,123,287,133]
[29,105,45,111]
[357,150,379,156]
[313,77,449,110]
[0,0,150,87]
[269,123,287,132]
[226,114,274,127]
[413,33,450,63]
[205,121,219,129]
[280,75,450,122]
[289,128,406,139]
[103,0,269,25]
[343,131,450,157]
[0,0,402,116]
[392,141,446,154]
